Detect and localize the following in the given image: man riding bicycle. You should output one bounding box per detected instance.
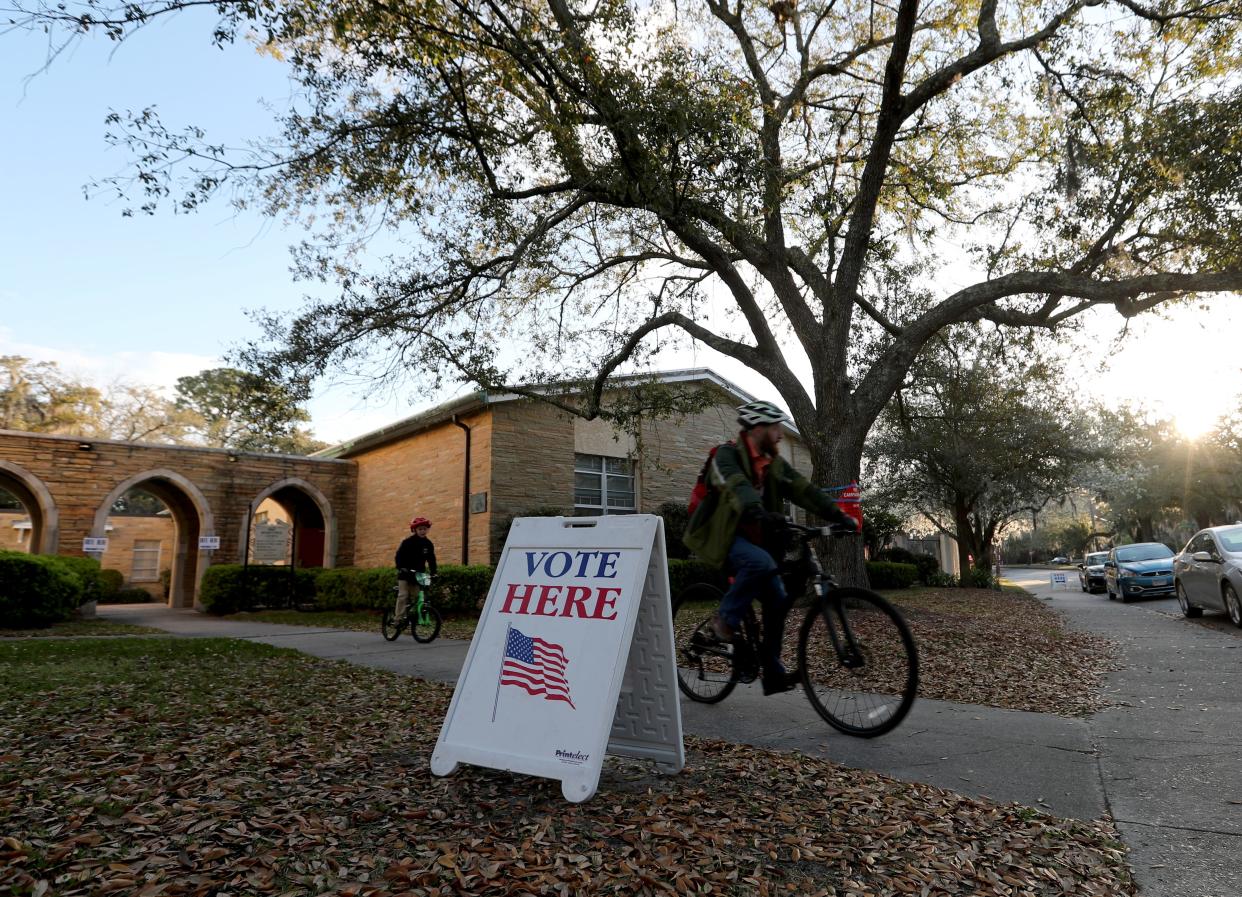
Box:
[683,400,858,695]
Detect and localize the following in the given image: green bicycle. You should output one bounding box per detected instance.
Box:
[382,570,442,643]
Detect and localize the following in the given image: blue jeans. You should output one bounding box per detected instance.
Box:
[719,536,792,669]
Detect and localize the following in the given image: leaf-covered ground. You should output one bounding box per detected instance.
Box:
[883,588,1118,717]
[674,587,1117,718]
[0,618,164,639]
[0,638,1135,897]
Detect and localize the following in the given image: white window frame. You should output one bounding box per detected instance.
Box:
[131,539,162,582]
[573,454,637,515]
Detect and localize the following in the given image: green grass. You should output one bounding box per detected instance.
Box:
[230,608,479,640]
[0,618,165,639]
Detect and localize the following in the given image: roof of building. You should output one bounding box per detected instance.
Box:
[314,368,776,460]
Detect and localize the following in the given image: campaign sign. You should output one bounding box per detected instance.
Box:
[82,537,108,553]
[431,514,684,803]
[198,535,221,551]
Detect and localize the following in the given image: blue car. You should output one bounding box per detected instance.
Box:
[1105,542,1177,602]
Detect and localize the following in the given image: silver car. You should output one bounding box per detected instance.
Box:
[1173,525,1242,627]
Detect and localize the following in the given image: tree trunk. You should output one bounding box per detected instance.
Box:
[954,503,973,584]
[809,429,868,587]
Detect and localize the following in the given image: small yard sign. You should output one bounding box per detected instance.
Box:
[431,514,684,802]
[1051,571,1069,589]
[82,536,108,553]
[198,535,221,550]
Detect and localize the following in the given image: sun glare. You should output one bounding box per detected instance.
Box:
[1172,404,1220,441]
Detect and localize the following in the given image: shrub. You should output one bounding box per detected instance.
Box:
[0,550,81,627]
[356,567,397,609]
[875,546,919,566]
[433,565,495,614]
[926,571,957,588]
[200,565,317,614]
[963,565,997,589]
[657,501,691,560]
[668,558,726,597]
[866,561,918,589]
[115,586,155,603]
[98,569,125,600]
[46,555,104,605]
[911,553,940,583]
[313,567,364,610]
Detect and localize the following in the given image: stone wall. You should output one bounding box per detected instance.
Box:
[488,400,576,556]
[0,430,357,607]
[349,409,492,568]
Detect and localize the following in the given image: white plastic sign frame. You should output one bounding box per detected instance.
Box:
[431,514,684,802]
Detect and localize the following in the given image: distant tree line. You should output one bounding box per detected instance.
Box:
[0,357,325,455]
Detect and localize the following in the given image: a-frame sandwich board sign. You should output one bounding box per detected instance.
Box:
[431,514,684,802]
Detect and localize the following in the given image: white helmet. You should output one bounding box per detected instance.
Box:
[736,400,788,428]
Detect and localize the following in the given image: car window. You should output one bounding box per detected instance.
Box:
[1115,543,1174,562]
[1086,552,1108,565]
[1187,534,1209,554]
[1217,527,1242,553]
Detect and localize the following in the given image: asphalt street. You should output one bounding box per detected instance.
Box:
[97,569,1241,897]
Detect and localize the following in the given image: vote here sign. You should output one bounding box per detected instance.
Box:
[431,514,683,802]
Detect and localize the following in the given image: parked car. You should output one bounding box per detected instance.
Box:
[1050,556,1070,565]
[1105,542,1176,602]
[1078,551,1110,593]
[1172,525,1242,627]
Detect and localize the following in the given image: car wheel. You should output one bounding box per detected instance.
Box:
[1176,582,1203,619]
[1224,583,1242,628]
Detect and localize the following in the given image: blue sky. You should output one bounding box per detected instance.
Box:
[2,16,1240,444]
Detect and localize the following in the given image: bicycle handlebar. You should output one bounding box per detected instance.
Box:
[782,520,858,538]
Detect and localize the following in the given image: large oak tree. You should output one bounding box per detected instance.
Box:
[11,0,1242,578]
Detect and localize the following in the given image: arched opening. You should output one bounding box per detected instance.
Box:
[93,470,213,609]
[100,488,175,601]
[0,460,58,555]
[244,479,335,569]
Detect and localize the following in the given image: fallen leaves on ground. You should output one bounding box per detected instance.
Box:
[881,589,1119,717]
[0,638,1135,897]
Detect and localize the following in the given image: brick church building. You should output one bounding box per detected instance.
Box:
[0,369,812,607]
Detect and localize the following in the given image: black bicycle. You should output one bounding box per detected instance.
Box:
[382,571,442,643]
[673,521,918,737]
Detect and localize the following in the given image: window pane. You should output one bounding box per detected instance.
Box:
[574,472,599,490]
[574,454,603,471]
[604,457,631,474]
[132,539,161,582]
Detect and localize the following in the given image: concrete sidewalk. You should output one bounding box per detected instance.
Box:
[1006,567,1241,897]
[100,572,1242,897]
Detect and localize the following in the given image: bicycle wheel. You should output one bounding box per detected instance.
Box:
[381,607,403,641]
[410,603,442,643]
[798,587,918,737]
[672,583,738,703]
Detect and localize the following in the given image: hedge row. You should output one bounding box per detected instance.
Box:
[200,559,727,617]
[0,551,106,628]
[199,564,497,616]
[865,561,919,589]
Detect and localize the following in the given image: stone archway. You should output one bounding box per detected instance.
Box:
[0,459,59,554]
[93,469,214,608]
[242,477,337,569]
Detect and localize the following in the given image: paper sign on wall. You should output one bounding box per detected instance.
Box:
[431,514,684,802]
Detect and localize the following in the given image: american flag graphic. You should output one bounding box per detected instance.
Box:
[499,627,575,709]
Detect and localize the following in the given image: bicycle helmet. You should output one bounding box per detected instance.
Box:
[736,400,788,428]
[409,516,432,531]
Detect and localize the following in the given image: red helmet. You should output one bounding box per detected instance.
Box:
[409,516,432,532]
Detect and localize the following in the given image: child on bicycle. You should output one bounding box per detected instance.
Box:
[395,516,438,620]
[683,400,858,695]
